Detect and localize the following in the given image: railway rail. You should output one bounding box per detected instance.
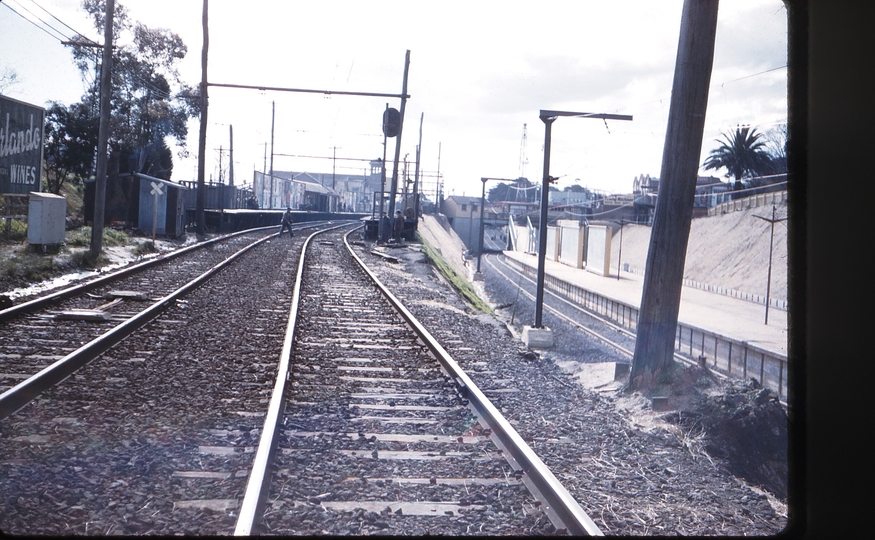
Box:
[482,253,789,409]
[234,227,600,536]
[0,223,326,419]
[0,223,601,535]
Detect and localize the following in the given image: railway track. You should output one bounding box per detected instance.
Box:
[0,224,601,535]
[483,252,737,382]
[237,227,600,535]
[0,223,328,419]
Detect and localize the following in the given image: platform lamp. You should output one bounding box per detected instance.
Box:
[476,177,518,281]
[529,110,632,346]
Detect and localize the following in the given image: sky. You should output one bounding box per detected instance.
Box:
[1,0,787,200]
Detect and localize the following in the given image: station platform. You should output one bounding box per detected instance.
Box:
[501,250,788,359]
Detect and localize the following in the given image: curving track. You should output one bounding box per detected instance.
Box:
[233,228,599,536]
[0,223,600,536]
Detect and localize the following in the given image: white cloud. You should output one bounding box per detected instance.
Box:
[1,0,787,195]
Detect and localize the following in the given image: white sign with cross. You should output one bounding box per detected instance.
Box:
[151,181,164,240]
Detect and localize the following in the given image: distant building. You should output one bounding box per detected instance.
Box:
[441,195,482,250]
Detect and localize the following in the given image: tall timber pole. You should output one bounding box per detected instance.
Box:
[629,0,719,391]
[269,101,275,209]
[387,50,410,221]
[229,125,234,187]
[413,112,423,220]
[90,0,114,257]
[196,0,208,237]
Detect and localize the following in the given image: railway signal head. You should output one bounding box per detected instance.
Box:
[383,108,401,137]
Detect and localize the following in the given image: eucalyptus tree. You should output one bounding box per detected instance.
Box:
[43,102,99,194]
[68,0,199,180]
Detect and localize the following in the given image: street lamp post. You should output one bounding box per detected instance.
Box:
[525,110,631,349]
[614,218,630,281]
[476,177,519,280]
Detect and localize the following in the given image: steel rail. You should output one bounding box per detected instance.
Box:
[342,230,604,536]
[0,225,276,322]
[234,222,353,536]
[0,232,277,420]
[491,253,732,378]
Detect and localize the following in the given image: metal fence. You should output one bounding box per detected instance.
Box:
[507,257,789,401]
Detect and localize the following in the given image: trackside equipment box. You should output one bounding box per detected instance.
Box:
[27,191,66,245]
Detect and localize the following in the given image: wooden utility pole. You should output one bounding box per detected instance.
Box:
[754,205,787,325]
[269,101,275,209]
[228,125,234,186]
[387,50,410,222]
[90,0,114,258]
[413,112,423,220]
[196,0,208,237]
[629,0,719,391]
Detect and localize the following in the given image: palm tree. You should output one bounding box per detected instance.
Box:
[703,126,774,197]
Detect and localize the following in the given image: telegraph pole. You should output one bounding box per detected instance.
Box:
[196,0,208,237]
[90,0,113,257]
[754,204,787,325]
[414,112,423,220]
[630,0,720,390]
[387,50,410,221]
[229,125,234,186]
[331,146,340,190]
[269,101,275,209]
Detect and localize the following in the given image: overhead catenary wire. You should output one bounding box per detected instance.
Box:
[2,0,70,42]
[25,0,100,45]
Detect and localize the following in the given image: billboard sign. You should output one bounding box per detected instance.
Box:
[1,95,45,195]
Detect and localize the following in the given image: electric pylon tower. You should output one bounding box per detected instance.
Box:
[516,123,529,203]
[519,123,528,179]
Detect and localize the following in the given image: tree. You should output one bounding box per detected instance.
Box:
[762,124,788,175]
[0,68,18,93]
[702,126,774,196]
[487,177,537,203]
[69,0,199,180]
[44,102,99,194]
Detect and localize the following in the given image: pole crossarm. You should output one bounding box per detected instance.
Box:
[533,108,632,327]
[208,82,410,100]
[539,110,633,122]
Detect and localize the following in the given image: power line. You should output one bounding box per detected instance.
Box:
[25,0,99,45]
[2,0,69,42]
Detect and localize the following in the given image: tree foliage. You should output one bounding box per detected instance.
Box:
[487,177,537,203]
[0,68,19,93]
[67,0,199,179]
[762,124,787,175]
[44,102,99,194]
[702,126,775,192]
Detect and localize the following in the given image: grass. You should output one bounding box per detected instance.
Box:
[67,226,130,248]
[417,232,494,315]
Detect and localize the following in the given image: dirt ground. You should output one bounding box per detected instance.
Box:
[1,212,790,504]
[610,202,789,302]
[417,210,789,504]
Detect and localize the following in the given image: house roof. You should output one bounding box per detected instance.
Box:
[445,195,481,205]
[133,172,189,190]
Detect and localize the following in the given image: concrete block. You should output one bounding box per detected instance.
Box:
[522,326,553,349]
[613,362,630,380]
[472,271,484,281]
